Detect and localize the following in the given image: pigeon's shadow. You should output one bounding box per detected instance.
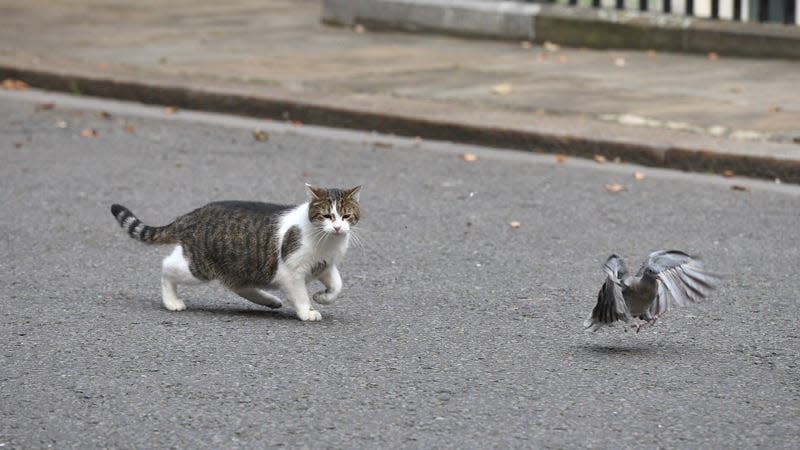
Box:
[575,342,681,356]
[580,344,657,355]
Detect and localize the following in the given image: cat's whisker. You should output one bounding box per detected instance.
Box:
[348,229,366,251]
[310,227,328,251]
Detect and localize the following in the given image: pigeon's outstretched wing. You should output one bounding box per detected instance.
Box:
[641,250,721,318]
[584,255,631,331]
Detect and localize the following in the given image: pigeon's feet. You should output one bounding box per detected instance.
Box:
[635,319,658,333]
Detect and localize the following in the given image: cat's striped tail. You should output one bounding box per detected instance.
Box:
[110,204,177,244]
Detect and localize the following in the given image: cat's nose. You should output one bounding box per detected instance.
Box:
[333,224,342,232]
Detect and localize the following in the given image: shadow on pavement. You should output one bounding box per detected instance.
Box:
[575,343,675,356]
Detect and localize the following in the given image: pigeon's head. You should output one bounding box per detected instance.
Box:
[642,267,660,280]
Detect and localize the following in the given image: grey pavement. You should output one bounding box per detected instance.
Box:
[1,0,800,182]
[2,88,799,448]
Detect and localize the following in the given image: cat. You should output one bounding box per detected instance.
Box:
[110,184,361,321]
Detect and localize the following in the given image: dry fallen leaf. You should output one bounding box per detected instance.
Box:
[543,41,560,52]
[729,86,744,93]
[122,124,136,133]
[593,155,607,164]
[80,128,98,137]
[491,83,513,95]
[509,221,521,228]
[14,141,24,148]
[633,171,646,180]
[291,119,303,126]
[520,41,532,49]
[730,185,748,191]
[2,78,29,90]
[558,55,569,64]
[164,106,179,114]
[535,53,547,62]
[252,128,269,141]
[54,120,67,129]
[708,52,719,61]
[769,106,783,113]
[604,183,627,192]
[462,153,478,162]
[554,154,567,163]
[646,49,657,57]
[353,24,366,34]
[613,57,626,67]
[98,111,112,120]
[373,141,393,149]
[722,170,735,178]
[36,102,55,111]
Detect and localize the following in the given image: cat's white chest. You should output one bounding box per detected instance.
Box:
[276,203,349,275]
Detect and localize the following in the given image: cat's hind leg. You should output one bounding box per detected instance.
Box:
[235,288,283,309]
[161,245,203,311]
[313,265,342,305]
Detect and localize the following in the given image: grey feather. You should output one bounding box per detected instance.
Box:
[583,255,631,331]
[584,250,720,332]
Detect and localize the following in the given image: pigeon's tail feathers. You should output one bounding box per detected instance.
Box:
[583,316,609,332]
[602,254,628,283]
[584,277,630,331]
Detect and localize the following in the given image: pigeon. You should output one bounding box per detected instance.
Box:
[584,250,721,332]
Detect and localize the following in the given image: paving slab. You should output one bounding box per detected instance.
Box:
[1,0,799,181]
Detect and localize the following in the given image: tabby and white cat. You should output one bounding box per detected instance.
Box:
[110,184,361,321]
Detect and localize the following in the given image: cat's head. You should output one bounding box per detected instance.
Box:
[306,184,361,235]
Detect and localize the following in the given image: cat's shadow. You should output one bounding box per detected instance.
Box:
[125,297,299,321]
[172,302,349,323]
[120,294,350,323]
[189,305,298,320]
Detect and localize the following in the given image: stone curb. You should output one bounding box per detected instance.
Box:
[2,63,799,183]
[322,0,800,59]
[323,0,540,40]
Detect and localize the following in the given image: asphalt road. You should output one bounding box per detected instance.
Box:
[2,89,799,449]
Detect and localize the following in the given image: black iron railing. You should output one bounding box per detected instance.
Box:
[527,0,798,24]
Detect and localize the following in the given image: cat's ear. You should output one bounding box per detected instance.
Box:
[305,183,327,200]
[345,185,362,201]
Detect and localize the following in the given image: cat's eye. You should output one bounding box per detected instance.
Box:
[322,214,333,220]
[342,214,352,220]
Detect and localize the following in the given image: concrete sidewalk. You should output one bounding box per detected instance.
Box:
[1,0,799,181]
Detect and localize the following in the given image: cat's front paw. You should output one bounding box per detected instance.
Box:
[297,308,322,321]
[163,298,187,311]
[313,290,338,305]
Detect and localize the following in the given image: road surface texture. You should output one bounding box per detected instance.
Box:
[2,90,799,448]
